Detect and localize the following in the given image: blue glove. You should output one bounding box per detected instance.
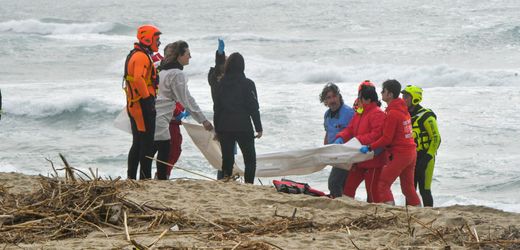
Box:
[175,111,190,121]
[360,145,371,154]
[217,38,225,55]
[333,137,344,144]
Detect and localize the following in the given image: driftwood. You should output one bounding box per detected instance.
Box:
[1,154,519,249]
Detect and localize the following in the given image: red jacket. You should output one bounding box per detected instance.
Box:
[336,102,386,168]
[370,98,415,153]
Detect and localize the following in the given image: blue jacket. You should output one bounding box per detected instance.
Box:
[324,104,354,144]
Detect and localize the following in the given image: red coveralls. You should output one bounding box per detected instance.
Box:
[166,102,185,176]
[336,102,386,202]
[370,98,421,206]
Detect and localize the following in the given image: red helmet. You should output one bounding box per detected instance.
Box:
[357,80,374,92]
[137,25,162,52]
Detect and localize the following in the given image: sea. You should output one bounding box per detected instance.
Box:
[1,0,519,213]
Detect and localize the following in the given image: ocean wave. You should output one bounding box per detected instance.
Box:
[0,19,131,36]
[245,57,520,87]
[438,195,520,213]
[4,96,123,119]
[477,178,520,193]
[454,24,520,49]
[193,33,319,44]
[109,51,520,88]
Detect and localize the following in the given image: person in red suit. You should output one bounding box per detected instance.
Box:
[359,80,421,206]
[334,84,385,202]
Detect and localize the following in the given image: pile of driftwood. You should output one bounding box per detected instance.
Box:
[1,154,519,249]
[0,154,192,248]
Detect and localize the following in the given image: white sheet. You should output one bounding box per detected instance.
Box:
[182,122,373,177]
[115,113,374,177]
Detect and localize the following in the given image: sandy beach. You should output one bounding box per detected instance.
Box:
[1,170,519,250]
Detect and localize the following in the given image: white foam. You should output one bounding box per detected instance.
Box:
[229,54,520,87]
[2,81,125,118]
[0,19,117,35]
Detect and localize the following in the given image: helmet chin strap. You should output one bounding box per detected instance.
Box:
[136,42,153,55]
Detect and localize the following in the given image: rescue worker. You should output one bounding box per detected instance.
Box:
[360,79,421,206]
[401,85,441,207]
[124,25,161,180]
[334,84,385,202]
[165,102,188,179]
[352,80,375,114]
[153,41,213,180]
[319,82,354,197]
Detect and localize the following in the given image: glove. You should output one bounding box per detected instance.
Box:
[360,145,371,154]
[333,137,344,144]
[217,38,225,55]
[175,110,190,121]
[373,147,384,156]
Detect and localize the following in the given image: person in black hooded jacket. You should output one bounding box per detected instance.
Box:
[214,52,262,184]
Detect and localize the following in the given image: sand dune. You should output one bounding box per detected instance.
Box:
[1,172,519,249]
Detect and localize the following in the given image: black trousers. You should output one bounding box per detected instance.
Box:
[127,104,155,180]
[328,167,349,198]
[152,140,170,180]
[414,151,434,207]
[219,131,256,184]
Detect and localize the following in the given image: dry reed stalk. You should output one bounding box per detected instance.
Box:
[59,153,76,183]
[196,214,224,230]
[146,227,169,248]
[146,156,215,180]
[409,216,448,246]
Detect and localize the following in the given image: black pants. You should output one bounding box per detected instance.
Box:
[414,151,434,207]
[127,103,155,180]
[152,140,170,180]
[217,143,237,180]
[219,131,256,184]
[328,167,349,198]
[217,170,224,180]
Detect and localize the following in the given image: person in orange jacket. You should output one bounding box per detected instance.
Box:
[359,79,421,206]
[123,25,161,180]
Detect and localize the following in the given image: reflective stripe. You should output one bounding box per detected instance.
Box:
[123,88,142,103]
[122,46,157,106]
[411,108,435,151]
[125,75,153,87]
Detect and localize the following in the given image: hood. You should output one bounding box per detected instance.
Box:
[386,98,408,115]
[221,72,246,85]
[362,102,379,113]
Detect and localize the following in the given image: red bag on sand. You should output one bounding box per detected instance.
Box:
[273,179,326,197]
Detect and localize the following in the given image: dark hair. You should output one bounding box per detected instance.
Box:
[359,85,381,107]
[319,82,344,104]
[224,52,245,75]
[162,40,189,65]
[382,79,402,99]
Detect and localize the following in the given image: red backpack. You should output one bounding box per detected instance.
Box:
[273,179,326,197]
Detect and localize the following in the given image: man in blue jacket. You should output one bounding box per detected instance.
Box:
[320,83,354,197]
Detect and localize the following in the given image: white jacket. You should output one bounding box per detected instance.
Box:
[154,68,207,141]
